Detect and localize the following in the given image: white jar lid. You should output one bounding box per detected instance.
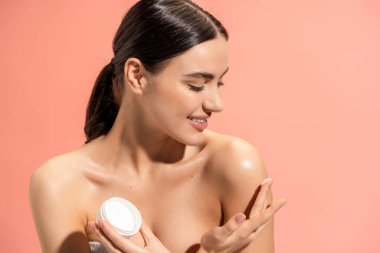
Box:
[98,197,142,237]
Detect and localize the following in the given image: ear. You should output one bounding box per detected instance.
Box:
[124,57,148,94]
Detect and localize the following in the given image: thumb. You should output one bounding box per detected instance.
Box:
[139,220,156,245]
[85,221,98,240]
[217,213,246,239]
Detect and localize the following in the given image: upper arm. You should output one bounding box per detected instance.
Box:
[216,138,275,253]
[29,161,91,253]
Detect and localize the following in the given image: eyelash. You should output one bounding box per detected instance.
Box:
[188,81,225,92]
[188,85,205,92]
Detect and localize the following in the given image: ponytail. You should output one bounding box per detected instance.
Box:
[84,62,119,143]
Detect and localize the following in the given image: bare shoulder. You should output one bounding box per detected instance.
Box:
[204,130,275,252]
[29,151,91,252]
[30,151,86,198]
[29,149,90,219]
[204,130,269,186]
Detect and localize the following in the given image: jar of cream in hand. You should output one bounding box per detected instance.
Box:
[97,197,142,238]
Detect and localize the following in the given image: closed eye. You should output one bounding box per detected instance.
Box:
[187,84,205,92]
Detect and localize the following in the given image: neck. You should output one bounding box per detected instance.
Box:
[88,102,197,176]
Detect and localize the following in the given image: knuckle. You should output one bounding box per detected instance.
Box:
[235,225,251,240]
[247,232,258,241]
[259,214,272,225]
[225,222,237,233]
[263,211,275,221]
[247,219,261,231]
[249,209,260,218]
[253,212,264,221]
[256,225,266,234]
[235,231,247,240]
[211,228,225,242]
[213,232,224,242]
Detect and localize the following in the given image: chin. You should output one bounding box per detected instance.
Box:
[176,131,207,146]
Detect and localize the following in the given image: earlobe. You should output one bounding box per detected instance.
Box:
[124,58,146,94]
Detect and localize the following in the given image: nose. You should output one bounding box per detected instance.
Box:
[202,86,224,113]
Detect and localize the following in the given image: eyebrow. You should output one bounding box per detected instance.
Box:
[183,67,229,80]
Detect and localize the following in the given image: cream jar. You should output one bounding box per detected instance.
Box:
[96,197,142,238]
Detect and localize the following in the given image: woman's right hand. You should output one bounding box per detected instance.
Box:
[198,178,286,253]
[86,219,171,253]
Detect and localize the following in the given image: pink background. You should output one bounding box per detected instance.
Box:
[1,0,379,252]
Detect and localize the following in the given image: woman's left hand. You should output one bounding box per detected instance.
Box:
[87,219,171,253]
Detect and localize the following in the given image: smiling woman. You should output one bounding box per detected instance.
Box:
[29,0,286,253]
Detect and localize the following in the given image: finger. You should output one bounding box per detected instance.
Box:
[232,198,286,241]
[225,197,287,248]
[94,223,123,253]
[85,221,95,234]
[250,198,287,228]
[140,220,155,245]
[216,213,246,239]
[249,178,273,218]
[264,198,287,219]
[231,223,268,250]
[242,220,271,244]
[254,220,269,235]
[86,221,100,241]
[226,216,271,246]
[97,220,143,253]
[230,223,270,253]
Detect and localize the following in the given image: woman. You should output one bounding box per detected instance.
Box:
[29,0,287,252]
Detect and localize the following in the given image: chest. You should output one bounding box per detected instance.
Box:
[85,169,223,253]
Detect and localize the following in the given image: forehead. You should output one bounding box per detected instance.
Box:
[162,37,229,77]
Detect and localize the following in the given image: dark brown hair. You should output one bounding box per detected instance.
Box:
[84,0,228,143]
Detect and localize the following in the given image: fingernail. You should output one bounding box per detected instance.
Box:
[235,213,246,224]
[262,178,272,186]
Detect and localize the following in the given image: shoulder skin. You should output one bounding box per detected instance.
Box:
[29,155,91,253]
[207,132,275,252]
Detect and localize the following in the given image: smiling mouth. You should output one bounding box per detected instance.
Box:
[187,117,208,131]
[187,117,207,123]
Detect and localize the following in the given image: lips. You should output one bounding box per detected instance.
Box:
[187,116,209,131]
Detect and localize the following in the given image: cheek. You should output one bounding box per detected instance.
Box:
[148,85,200,119]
